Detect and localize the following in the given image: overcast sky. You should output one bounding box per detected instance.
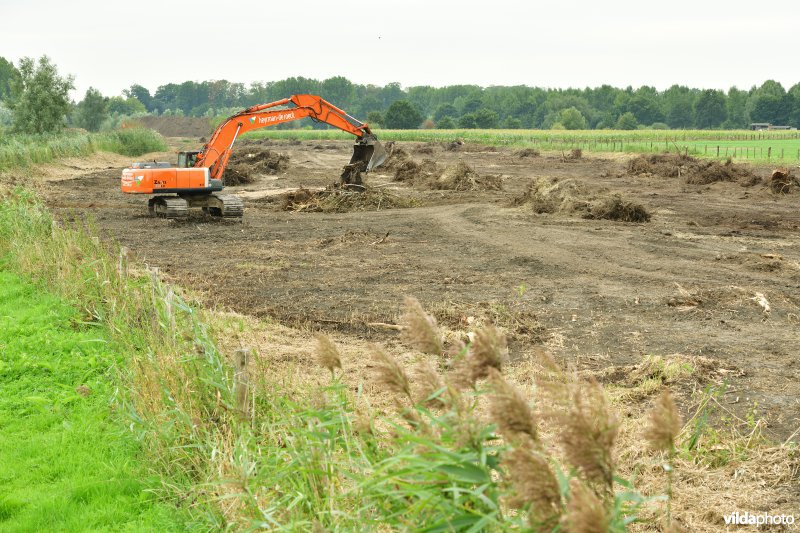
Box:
[1,0,797,99]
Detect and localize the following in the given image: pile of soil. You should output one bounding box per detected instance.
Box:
[224,147,290,185]
[770,169,798,193]
[378,146,411,172]
[394,159,439,182]
[413,143,436,155]
[626,153,759,186]
[586,194,651,222]
[514,178,650,222]
[515,148,540,158]
[281,184,415,213]
[444,139,464,152]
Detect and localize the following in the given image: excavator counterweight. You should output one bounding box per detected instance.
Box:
[121,95,387,219]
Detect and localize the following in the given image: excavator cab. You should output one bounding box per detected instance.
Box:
[177,151,200,168]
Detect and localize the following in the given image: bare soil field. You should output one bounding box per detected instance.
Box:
[40,139,800,442]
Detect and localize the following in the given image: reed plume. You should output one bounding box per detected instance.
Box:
[371,345,412,401]
[503,446,562,529]
[488,368,538,445]
[564,479,609,533]
[400,296,443,356]
[315,333,342,376]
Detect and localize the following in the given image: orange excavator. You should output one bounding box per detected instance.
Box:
[121,94,388,218]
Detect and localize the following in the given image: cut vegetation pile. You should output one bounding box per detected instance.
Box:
[281,184,415,213]
[383,148,503,191]
[434,161,503,191]
[224,145,290,185]
[514,177,650,222]
[626,153,760,186]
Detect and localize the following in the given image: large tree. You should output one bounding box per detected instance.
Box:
[9,56,74,134]
[74,87,107,131]
[663,85,695,128]
[747,80,788,125]
[559,107,587,130]
[0,56,20,101]
[124,84,154,111]
[693,89,727,129]
[384,100,422,129]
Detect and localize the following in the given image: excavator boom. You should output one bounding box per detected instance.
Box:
[121,94,389,218]
[198,94,387,181]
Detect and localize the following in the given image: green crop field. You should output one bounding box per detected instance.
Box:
[243,128,800,165]
[0,270,186,531]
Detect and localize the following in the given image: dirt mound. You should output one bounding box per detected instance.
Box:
[138,115,213,137]
[413,143,436,155]
[444,139,464,152]
[514,178,649,222]
[394,159,439,182]
[586,194,651,222]
[433,161,503,191]
[378,145,411,172]
[281,185,415,213]
[515,148,540,158]
[770,169,798,193]
[626,153,759,186]
[224,147,290,185]
[393,159,502,191]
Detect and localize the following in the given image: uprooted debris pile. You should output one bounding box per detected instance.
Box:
[281,184,415,213]
[513,177,650,222]
[626,153,759,186]
[378,145,411,172]
[224,145,290,185]
[770,169,799,193]
[392,158,502,191]
[394,159,439,182]
[433,161,503,191]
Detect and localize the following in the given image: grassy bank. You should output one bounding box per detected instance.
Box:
[0,129,167,171]
[0,270,186,530]
[244,128,800,164]
[1,185,795,530]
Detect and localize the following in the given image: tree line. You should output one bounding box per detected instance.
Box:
[1,55,799,134]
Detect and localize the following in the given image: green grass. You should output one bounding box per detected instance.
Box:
[0,129,168,171]
[243,128,800,164]
[0,270,187,531]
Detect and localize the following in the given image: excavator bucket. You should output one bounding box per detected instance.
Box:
[349,135,390,171]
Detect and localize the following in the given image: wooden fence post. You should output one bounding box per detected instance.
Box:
[768,147,772,159]
[117,246,129,279]
[716,146,720,157]
[234,348,251,419]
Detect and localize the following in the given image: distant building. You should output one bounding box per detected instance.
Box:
[749,123,796,131]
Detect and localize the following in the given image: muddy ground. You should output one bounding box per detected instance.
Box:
[40,140,800,441]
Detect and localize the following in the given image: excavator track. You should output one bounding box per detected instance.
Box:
[211,194,244,218]
[148,196,189,219]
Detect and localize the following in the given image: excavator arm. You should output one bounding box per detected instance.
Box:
[197,94,387,180]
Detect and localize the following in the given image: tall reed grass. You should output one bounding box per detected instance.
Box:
[0,129,167,170]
